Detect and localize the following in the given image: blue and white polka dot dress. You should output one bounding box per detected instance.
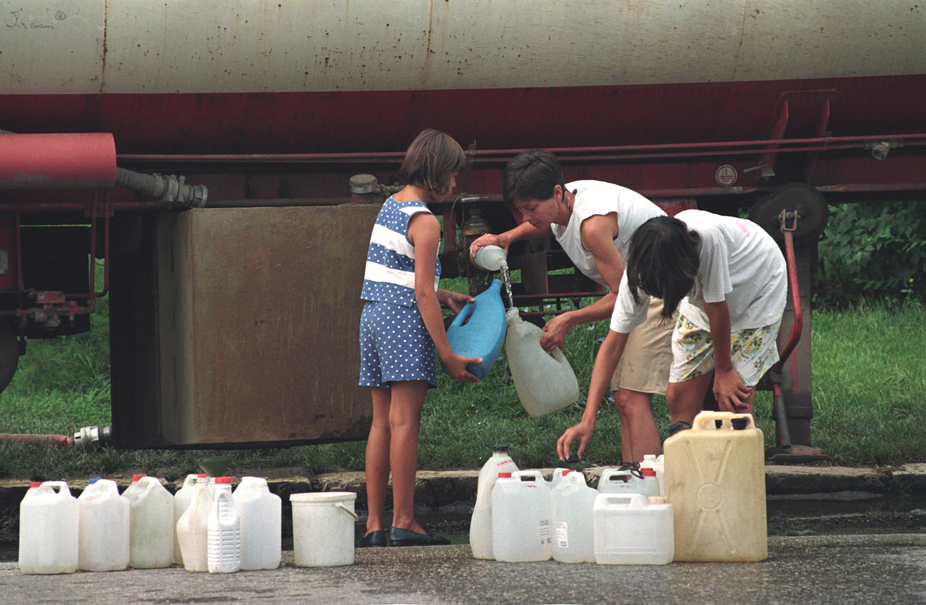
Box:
[359,196,441,388]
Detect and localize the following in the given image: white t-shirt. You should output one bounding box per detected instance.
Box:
[551,180,666,287]
[610,209,787,334]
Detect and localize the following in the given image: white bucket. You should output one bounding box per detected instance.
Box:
[78,479,130,571]
[233,477,282,570]
[18,481,78,574]
[593,493,674,565]
[290,492,358,567]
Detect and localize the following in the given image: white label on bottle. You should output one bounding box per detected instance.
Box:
[555,521,569,548]
[539,519,551,545]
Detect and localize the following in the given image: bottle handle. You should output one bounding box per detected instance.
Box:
[450,301,475,329]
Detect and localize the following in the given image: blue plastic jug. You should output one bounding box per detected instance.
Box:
[444,280,507,379]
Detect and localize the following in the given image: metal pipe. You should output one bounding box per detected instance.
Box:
[0,433,74,447]
[0,133,117,189]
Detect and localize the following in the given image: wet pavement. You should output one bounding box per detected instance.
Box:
[1,535,925,604]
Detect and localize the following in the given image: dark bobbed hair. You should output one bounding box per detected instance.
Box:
[626,216,702,320]
[398,129,468,195]
[502,149,566,207]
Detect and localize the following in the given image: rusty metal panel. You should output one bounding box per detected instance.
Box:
[151,204,377,447]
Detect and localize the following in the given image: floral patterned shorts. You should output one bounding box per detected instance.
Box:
[668,314,782,386]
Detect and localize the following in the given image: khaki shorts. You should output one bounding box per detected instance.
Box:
[609,297,675,395]
[668,313,782,387]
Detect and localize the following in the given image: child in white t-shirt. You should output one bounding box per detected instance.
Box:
[557,210,787,461]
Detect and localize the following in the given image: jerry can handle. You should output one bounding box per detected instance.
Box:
[691,411,755,431]
[514,470,543,483]
[449,301,475,329]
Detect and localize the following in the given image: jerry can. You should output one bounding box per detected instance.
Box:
[664,411,767,562]
[445,279,506,379]
[504,308,580,417]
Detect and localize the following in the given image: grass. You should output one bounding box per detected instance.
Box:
[0,273,924,480]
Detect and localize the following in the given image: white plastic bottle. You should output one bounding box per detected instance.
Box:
[469,445,519,560]
[125,476,175,568]
[641,454,666,496]
[173,473,207,564]
[176,476,212,572]
[18,481,78,574]
[551,471,597,563]
[233,476,281,570]
[598,467,660,498]
[593,493,674,565]
[208,476,241,573]
[504,308,580,417]
[491,470,552,562]
[472,244,508,272]
[549,468,572,490]
[78,479,130,571]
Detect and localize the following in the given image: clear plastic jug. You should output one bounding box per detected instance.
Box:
[470,445,519,559]
[504,309,580,417]
[593,493,674,565]
[78,479,130,571]
[472,244,508,272]
[445,279,507,379]
[173,473,206,564]
[491,470,552,562]
[597,467,660,498]
[18,481,78,574]
[664,411,767,562]
[233,476,281,570]
[551,471,597,563]
[207,477,241,573]
[641,454,666,496]
[125,476,175,568]
[176,476,212,572]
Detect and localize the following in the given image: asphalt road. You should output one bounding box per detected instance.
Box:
[2,535,925,605]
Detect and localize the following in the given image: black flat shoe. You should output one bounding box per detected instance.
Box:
[358,529,388,547]
[389,526,450,547]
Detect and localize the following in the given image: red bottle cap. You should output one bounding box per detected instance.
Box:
[561,470,572,476]
[641,467,657,477]
[29,481,42,488]
[498,472,512,479]
[215,476,233,484]
[132,474,147,482]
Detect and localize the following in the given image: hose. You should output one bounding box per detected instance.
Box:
[115,167,208,209]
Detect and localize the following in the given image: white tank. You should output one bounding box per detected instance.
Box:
[176,476,212,572]
[491,470,552,562]
[18,481,78,575]
[233,477,281,570]
[77,479,130,572]
[550,471,597,564]
[125,476,175,569]
[469,445,519,559]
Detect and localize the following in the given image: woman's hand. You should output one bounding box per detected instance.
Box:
[556,419,595,461]
[469,233,509,258]
[439,290,474,314]
[540,313,573,351]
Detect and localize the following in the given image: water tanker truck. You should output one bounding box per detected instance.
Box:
[1,1,925,456]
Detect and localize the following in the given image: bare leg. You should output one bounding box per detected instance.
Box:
[364,386,392,535]
[666,372,714,425]
[387,380,429,533]
[614,389,661,462]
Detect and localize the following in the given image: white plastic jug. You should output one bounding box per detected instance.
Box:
[491,470,552,562]
[550,471,597,563]
[664,411,767,562]
[125,476,175,568]
[233,476,282,570]
[78,479,130,571]
[470,445,519,560]
[549,468,572,491]
[472,244,508,272]
[597,467,660,498]
[176,476,212,572]
[290,492,358,567]
[207,477,241,573]
[504,309,580,417]
[173,473,206,564]
[641,454,666,496]
[18,481,78,574]
[593,493,674,565]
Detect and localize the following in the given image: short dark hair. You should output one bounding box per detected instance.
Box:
[502,149,566,207]
[626,216,701,320]
[398,129,468,195]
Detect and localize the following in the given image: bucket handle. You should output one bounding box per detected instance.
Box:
[335,502,359,521]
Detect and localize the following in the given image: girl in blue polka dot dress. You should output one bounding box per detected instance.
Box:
[358,129,482,547]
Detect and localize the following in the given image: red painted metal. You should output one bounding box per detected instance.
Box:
[0,133,116,189]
